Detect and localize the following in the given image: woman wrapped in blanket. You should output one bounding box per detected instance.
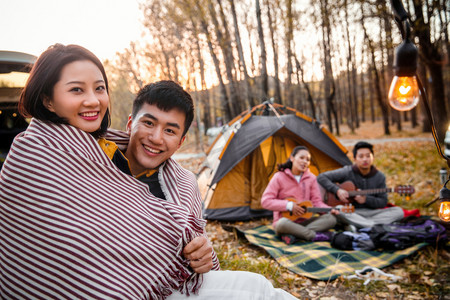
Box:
[261,146,339,244]
[0,44,296,300]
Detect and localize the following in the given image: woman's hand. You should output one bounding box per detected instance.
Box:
[292,204,306,216]
[183,236,214,274]
[330,208,340,215]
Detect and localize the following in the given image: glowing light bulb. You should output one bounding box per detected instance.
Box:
[388,76,420,111]
[438,201,450,222]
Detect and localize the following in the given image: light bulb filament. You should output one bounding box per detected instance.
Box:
[399,85,411,95]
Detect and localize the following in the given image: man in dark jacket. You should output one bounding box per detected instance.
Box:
[317,141,404,229]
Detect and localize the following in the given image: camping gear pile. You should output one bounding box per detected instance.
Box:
[331,218,447,251]
[236,224,427,280]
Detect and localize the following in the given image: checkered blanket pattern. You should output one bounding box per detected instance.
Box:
[239,225,427,280]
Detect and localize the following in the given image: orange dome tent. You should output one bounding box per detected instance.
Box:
[198,102,351,221]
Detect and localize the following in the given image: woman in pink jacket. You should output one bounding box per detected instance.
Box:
[261,146,338,244]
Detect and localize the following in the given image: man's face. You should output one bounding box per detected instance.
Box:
[354,148,374,173]
[125,103,186,175]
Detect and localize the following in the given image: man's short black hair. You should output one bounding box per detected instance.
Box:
[353,141,374,158]
[132,80,194,137]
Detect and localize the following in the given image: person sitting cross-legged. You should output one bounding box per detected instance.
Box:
[317,141,404,230]
[261,146,339,244]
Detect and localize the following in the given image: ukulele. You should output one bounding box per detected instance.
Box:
[322,181,415,207]
[281,199,355,222]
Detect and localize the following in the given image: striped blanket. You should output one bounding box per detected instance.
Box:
[0,119,204,299]
[104,129,204,218]
[239,225,427,281]
[105,128,221,270]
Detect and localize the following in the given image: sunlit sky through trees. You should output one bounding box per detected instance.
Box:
[1,0,377,85]
[1,0,448,138]
[0,0,143,61]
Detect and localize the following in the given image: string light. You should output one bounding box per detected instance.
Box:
[388,75,420,111]
[439,201,450,222]
[388,31,420,111]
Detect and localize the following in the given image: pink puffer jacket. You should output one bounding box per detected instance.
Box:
[261,168,329,226]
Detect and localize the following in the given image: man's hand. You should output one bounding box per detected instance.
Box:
[354,194,366,204]
[336,188,349,203]
[183,236,214,274]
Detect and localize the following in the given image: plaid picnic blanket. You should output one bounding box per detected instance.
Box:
[238,225,427,281]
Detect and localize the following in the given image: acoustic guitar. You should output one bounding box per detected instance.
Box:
[281,199,355,221]
[322,181,415,207]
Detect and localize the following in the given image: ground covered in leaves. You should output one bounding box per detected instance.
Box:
[177,121,450,299]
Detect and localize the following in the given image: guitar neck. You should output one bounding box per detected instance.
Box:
[307,207,332,213]
[348,187,393,197]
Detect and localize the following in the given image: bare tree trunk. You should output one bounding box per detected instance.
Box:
[255,0,268,98]
[320,0,339,135]
[229,0,254,108]
[367,61,376,123]
[265,0,282,103]
[412,0,449,140]
[351,62,360,128]
[212,0,241,116]
[285,0,294,107]
[189,16,211,134]
[245,22,257,78]
[195,0,232,121]
[343,0,356,131]
[410,106,418,128]
[295,55,316,119]
[379,0,401,131]
[441,0,450,60]
[335,77,344,126]
[187,55,203,151]
[328,81,339,135]
[362,15,390,135]
[360,45,366,123]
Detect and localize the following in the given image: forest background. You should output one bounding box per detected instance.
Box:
[104,0,449,146]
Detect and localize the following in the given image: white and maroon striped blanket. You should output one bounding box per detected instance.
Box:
[0,119,204,299]
[105,129,204,220]
[105,129,221,271]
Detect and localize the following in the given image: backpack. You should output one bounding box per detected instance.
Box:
[364,219,447,250]
[330,231,375,251]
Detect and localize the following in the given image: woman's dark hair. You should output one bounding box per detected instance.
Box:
[19,44,110,138]
[277,146,309,171]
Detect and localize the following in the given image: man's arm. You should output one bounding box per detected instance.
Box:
[317,166,351,195]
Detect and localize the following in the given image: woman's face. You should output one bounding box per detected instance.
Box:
[45,60,109,133]
[290,149,311,175]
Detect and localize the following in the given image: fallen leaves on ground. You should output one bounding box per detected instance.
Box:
[204,220,449,299]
